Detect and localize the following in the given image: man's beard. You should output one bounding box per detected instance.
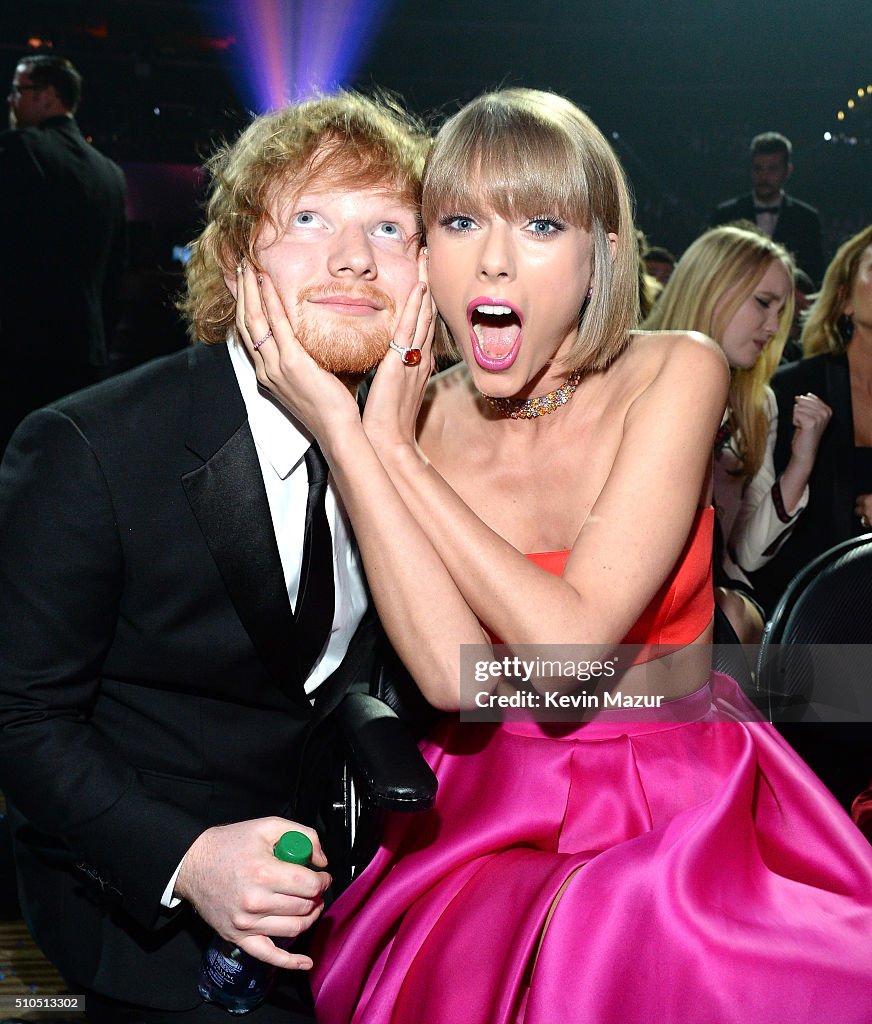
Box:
[292,284,395,378]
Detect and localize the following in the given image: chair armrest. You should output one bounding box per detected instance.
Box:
[336,693,437,813]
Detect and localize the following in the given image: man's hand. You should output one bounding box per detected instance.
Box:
[175,817,330,970]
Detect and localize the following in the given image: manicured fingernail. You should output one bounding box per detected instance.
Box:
[235,263,242,275]
[241,256,248,271]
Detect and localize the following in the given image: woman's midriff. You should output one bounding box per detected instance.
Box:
[487,507,716,704]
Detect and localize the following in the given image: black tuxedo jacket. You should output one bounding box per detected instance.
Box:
[0,116,127,370]
[0,116,127,452]
[0,343,379,1009]
[748,352,857,612]
[710,191,825,286]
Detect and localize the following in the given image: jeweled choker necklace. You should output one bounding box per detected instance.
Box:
[483,369,584,420]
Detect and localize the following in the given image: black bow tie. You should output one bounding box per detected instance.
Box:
[754,205,780,215]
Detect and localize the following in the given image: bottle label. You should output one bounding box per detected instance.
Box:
[205,944,245,986]
[203,940,273,995]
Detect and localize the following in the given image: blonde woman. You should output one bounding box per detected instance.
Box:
[644,225,831,637]
[237,92,872,1022]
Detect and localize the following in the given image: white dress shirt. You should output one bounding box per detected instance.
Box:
[226,336,368,691]
[162,338,368,907]
[752,193,781,239]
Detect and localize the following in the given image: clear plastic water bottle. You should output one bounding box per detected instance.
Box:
[198,830,314,1014]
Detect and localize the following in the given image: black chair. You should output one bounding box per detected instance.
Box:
[756,533,872,809]
[304,639,439,894]
[757,533,872,719]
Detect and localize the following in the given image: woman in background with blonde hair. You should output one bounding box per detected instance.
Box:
[644,224,831,639]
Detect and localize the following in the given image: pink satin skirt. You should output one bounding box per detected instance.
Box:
[312,674,872,1023]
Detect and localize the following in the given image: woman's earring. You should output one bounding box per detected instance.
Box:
[837,312,854,343]
[578,285,594,325]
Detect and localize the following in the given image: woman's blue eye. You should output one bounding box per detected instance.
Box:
[439,215,477,232]
[527,217,565,238]
[292,211,317,226]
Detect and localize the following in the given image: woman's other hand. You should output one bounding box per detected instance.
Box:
[854,493,872,531]
[363,250,436,454]
[790,392,832,469]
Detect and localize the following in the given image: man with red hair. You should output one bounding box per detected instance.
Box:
[0,92,428,1023]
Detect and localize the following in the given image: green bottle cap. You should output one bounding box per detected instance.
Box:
[273,831,313,867]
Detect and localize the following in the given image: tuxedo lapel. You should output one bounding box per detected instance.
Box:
[773,194,797,236]
[181,344,305,701]
[737,194,756,219]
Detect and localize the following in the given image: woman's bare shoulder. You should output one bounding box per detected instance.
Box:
[630,328,724,360]
[625,329,729,387]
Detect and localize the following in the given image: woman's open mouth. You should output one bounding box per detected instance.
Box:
[467,298,523,371]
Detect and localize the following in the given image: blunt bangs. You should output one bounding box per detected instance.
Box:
[422,98,593,229]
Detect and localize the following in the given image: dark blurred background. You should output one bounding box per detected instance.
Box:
[2,0,870,362]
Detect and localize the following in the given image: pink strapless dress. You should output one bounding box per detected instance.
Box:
[311,511,872,1022]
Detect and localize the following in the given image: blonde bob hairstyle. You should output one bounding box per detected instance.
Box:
[643,224,795,482]
[421,88,639,373]
[801,224,872,356]
[181,91,429,344]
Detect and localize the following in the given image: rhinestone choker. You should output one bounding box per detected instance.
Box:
[483,369,584,420]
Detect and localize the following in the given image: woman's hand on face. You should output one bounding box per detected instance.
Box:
[235,261,360,449]
[363,249,436,454]
[855,493,872,530]
[790,392,832,467]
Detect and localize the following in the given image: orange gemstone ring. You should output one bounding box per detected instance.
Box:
[389,340,422,367]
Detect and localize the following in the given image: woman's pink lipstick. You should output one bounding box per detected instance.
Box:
[466,296,524,372]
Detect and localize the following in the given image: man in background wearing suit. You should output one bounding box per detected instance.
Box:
[0,55,127,453]
[0,93,428,1022]
[711,131,825,286]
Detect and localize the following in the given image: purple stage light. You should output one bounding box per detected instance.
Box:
[207,0,394,113]
[298,0,391,99]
